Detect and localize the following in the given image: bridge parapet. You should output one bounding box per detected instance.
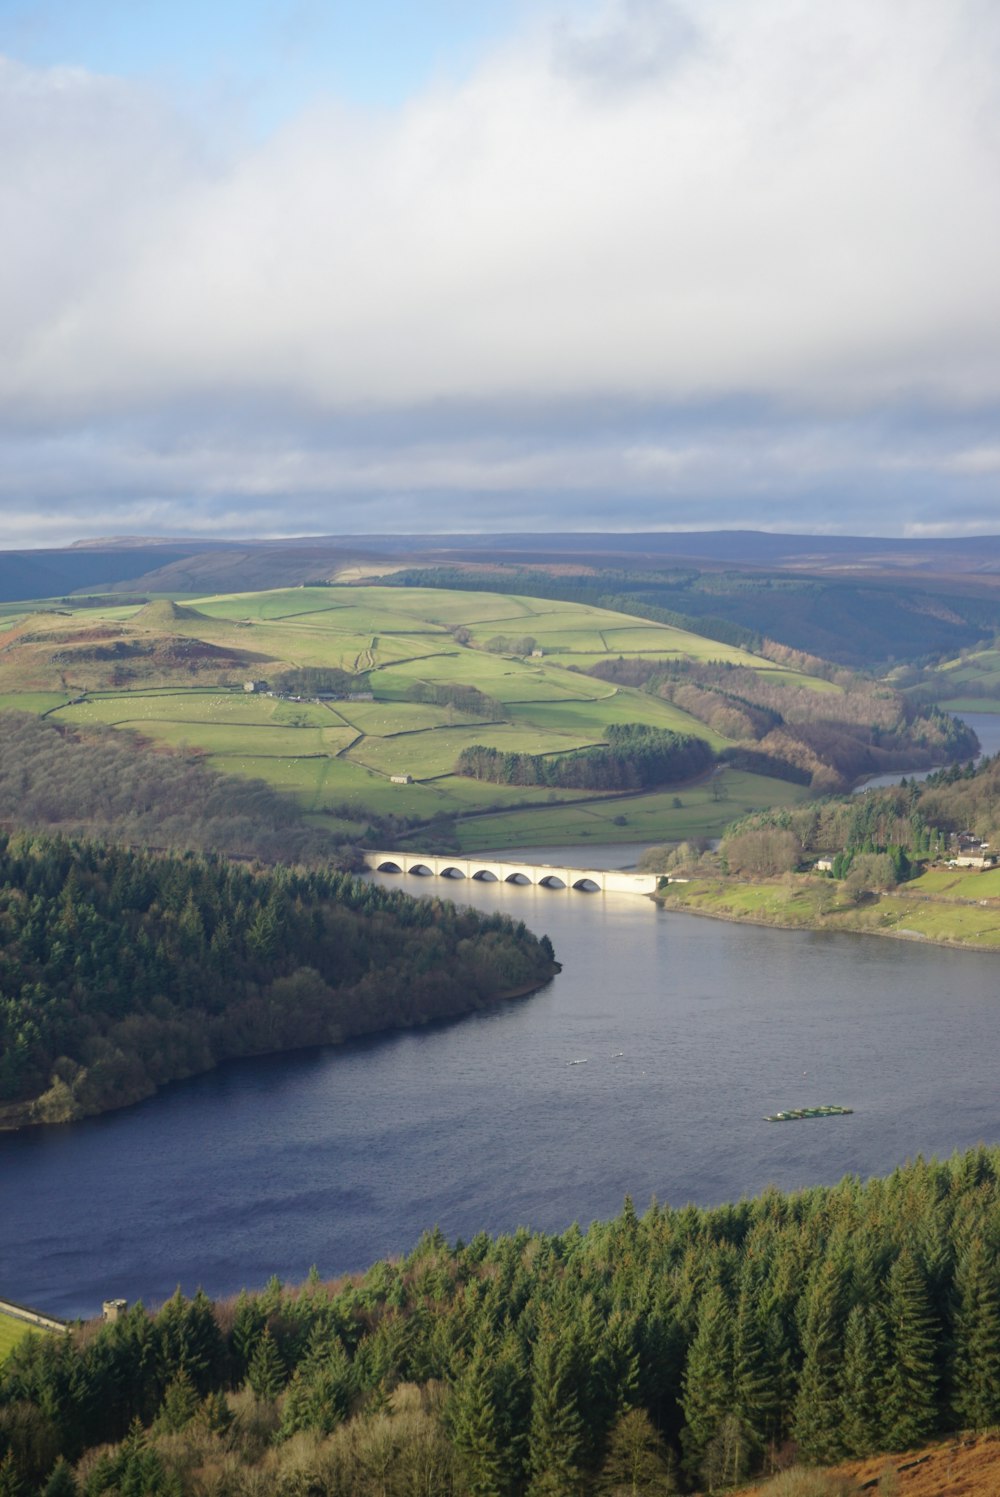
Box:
[364,851,657,896]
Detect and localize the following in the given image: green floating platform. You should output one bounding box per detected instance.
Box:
[764,1105,853,1122]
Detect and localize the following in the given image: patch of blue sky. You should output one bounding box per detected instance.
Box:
[0,0,559,124]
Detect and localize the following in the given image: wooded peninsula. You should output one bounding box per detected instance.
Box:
[0,835,557,1130]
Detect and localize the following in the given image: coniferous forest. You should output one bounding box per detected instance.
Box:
[3,1147,1000,1493]
[0,835,557,1128]
[457,725,712,792]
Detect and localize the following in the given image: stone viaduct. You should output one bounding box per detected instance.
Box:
[364,850,658,896]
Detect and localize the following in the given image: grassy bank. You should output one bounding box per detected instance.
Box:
[658,867,1000,948]
[0,1311,48,1364]
[450,768,810,850]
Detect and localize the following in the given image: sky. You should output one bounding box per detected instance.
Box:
[2,0,1000,547]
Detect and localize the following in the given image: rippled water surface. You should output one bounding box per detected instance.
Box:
[3,864,1000,1318]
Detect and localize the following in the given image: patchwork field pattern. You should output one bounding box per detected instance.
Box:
[0,585,819,840]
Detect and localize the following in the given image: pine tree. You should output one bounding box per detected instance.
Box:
[791,1259,845,1463]
[246,1327,286,1401]
[280,1333,354,1439]
[40,1460,78,1497]
[951,1237,1000,1430]
[449,1341,509,1497]
[839,1304,887,1456]
[884,1251,939,1450]
[197,1389,234,1435]
[679,1281,733,1482]
[229,1290,265,1385]
[526,1330,585,1496]
[154,1368,199,1433]
[730,1288,781,1463]
[0,1453,24,1497]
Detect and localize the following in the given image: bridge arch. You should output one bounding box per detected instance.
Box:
[362,850,658,898]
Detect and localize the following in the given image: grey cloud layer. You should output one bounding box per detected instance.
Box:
[2,0,1000,541]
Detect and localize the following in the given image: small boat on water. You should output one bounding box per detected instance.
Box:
[568,1058,588,1066]
[765,1105,853,1122]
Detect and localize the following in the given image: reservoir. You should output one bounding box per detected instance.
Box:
[853,708,1000,792]
[3,865,1000,1319]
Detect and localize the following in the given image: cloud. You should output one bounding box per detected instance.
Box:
[2,0,1000,540]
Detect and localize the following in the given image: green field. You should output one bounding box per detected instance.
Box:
[455,771,811,851]
[0,691,71,715]
[936,698,1000,714]
[0,584,839,843]
[660,872,1000,949]
[918,647,1000,706]
[0,1311,48,1363]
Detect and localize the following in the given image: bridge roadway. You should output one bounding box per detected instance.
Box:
[364,850,658,896]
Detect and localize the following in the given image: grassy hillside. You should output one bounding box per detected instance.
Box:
[380,561,1000,667]
[903,643,1000,712]
[657,867,1000,949]
[0,1312,43,1365]
[0,586,821,844]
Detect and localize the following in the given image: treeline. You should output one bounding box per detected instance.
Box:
[483,633,537,656]
[404,680,506,718]
[5,1148,1000,1493]
[456,724,713,792]
[380,566,764,652]
[587,659,978,791]
[0,712,348,865]
[274,668,364,697]
[375,563,1000,666]
[716,751,1000,879]
[0,835,557,1126]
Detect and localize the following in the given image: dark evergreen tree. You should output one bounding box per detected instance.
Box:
[730,1287,781,1463]
[791,1259,845,1463]
[526,1329,585,1496]
[448,1341,510,1497]
[40,1459,78,1497]
[884,1252,939,1450]
[246,1328,286,1402]
[0,1453,23,1497]
[951,1237,1000,1430]
[679,1281,733,1482]
[839,1304,888,1456]
[153,1370,199,1434]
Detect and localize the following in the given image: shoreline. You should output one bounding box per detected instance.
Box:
[0,964,560,1136]
[655,878,1000,952]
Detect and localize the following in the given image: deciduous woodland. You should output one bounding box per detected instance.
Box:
[3,1149,1000,1494]
[586,660,977,792]
[0,837,557,1128]
[0,712,345,864]
[719,750,1000,877]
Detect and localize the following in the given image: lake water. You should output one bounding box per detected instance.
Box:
[853,710,1000,792]
[4,864,1000,1320]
